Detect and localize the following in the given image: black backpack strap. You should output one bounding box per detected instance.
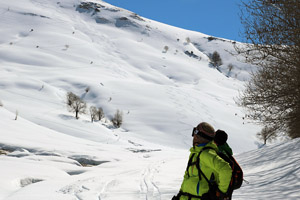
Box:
[196,147,215,185]
[197,147,225,196]
[177,191,203,200]
[186,153,195,177]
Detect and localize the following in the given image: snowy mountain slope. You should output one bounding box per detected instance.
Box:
[0,0,299,199]
[0,0,259,152]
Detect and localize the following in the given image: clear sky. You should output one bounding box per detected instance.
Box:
[103,0,247,42]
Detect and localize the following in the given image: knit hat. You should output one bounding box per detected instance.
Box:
[193,122,215,141]
[214,129,228,145]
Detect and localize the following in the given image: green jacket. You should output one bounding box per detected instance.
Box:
[179,142,232,200]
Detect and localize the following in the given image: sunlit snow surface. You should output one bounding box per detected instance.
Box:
[0,0,299,199]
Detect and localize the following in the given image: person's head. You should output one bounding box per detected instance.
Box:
[192,122,215,146]
[214,129,228,146]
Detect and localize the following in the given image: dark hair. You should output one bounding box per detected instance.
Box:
[214,130,228,145]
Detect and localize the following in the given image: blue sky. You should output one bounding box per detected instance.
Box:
[103,0,246,42]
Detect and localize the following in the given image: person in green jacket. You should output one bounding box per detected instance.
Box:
[173,122,232,200]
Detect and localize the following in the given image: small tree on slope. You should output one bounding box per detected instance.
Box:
[66,92,87,119]
[210,51,223,68]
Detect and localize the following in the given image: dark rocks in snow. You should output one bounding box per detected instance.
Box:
[69,156,109,167]
[104,7,120,12]
[76,2,142,30]
[207,36,217,41]
[115,17,139,28]
[184,51,201,60]
[19,12,49,19]
[0,149,9,155]
[66,170,86,176]
[130,13,145,22]
[206,36,226,43]
[126,148,161,153]
[76,2,104,14]
[95,17,110,24]
[20,178,43,187]
[0,145,20,154]
[128,140,142,146]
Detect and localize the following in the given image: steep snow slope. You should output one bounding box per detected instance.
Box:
[0,0,259,152]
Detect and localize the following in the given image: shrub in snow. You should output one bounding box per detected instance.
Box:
[85,86,90,93]
[228,63,234,72]
[163,46,169,53]
[66,92,87,119]
[97,107,105,121]
[111,109,123,128]
[0,100,3,107]
[207,36,216,41]
[64,44,69,50]
[227,63,234,76]
[15,110,18,120]
[186,37,191,44]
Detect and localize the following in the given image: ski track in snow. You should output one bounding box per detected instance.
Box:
[139,161,162,200]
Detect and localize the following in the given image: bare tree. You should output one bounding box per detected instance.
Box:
[236,0,300,138]
[67,92,77,106]
[227,63,234,76]
[66,92,86,119]
[90,106,98,122]
[111,109,123,128]
[257,126,277,145]
[89,106,105,122]
[97,107,105,121]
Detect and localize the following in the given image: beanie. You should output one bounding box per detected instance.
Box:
[196,122,215,141]
[214,129,228,145]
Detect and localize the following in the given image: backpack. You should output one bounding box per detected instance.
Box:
[197,147,243,193]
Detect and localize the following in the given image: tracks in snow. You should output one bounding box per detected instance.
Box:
[55,159,165,200]
[139,161,162,200]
